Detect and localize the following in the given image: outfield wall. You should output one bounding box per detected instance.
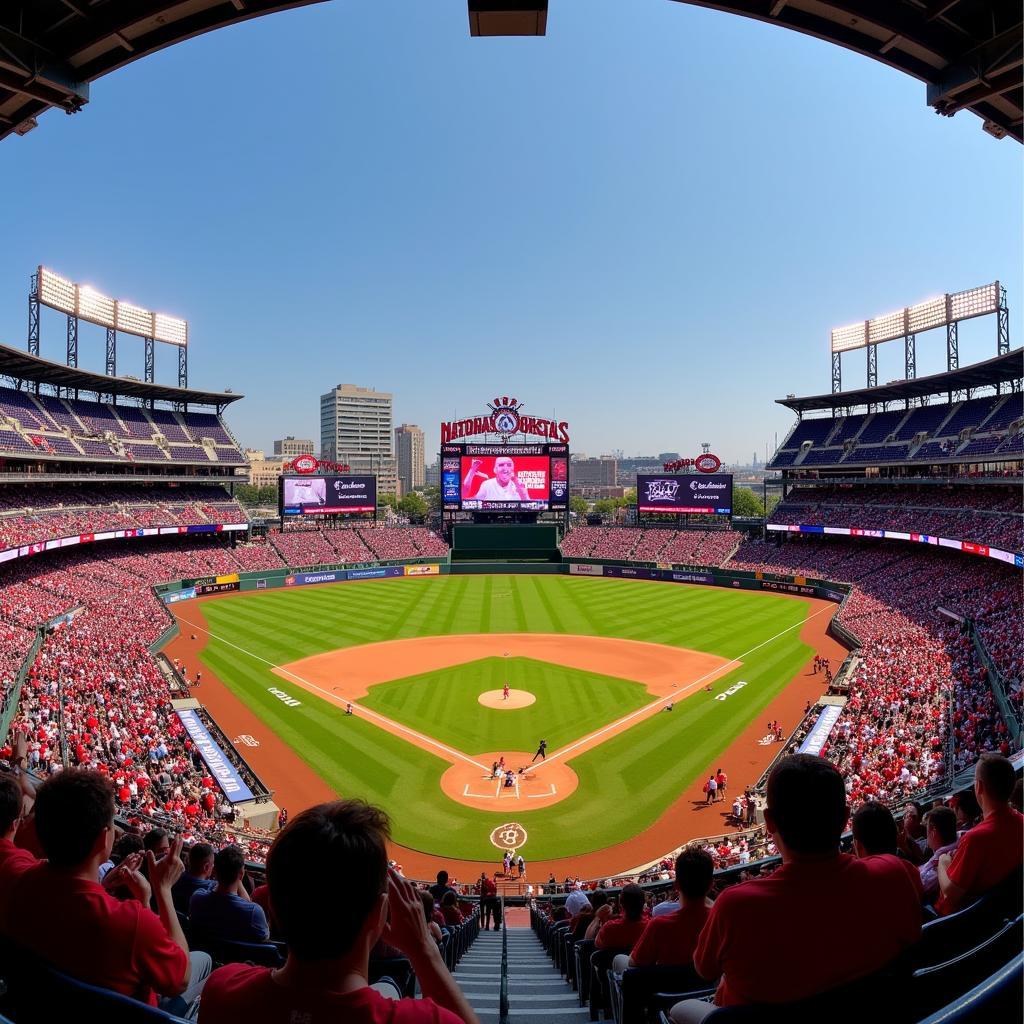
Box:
[153,557,852,604]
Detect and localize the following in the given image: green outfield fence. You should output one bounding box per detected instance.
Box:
[150,555,857,605]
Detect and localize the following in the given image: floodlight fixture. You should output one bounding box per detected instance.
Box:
[36,265,188,346]
[831,282,1001,353]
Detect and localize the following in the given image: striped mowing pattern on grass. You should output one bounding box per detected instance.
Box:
[190,575,813,860]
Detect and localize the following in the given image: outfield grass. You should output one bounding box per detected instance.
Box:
[188,575,814,861]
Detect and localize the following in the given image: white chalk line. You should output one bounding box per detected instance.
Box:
[173,615,490,772]
[531,603,834,773]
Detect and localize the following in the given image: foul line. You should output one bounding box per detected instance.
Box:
[173,615,490,772]
[531,602,835,773]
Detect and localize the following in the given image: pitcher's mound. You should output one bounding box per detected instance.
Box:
[479,689,536,709]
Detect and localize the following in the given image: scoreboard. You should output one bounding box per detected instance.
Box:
[441,443,569,512]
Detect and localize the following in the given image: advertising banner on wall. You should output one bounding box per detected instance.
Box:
[569,563,604,576]
[175,709,254,803]
[162,587,197,604]
[347,566,404,580]
[404,564,440,576]
[284,571,343,587]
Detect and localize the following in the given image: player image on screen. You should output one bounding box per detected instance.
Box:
[460,454,550,509]
[284,477,326,507]
[465,456,529,500]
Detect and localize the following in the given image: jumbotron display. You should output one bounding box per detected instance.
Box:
[279,475,377,516]
[637,473,733,515]
[441,443,568,511]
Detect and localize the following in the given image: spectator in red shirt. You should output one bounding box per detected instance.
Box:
[588,884,647,950]
[440,891,464,926]
[0,770,38,913]
[1,769,211,1018]
[198,799,478,1024]
[937,753,1024,915]
[672,755,922,1022]
[620,846,714,970]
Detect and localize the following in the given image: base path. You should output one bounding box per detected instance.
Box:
[274,633,733,807]
[168,592,846,881]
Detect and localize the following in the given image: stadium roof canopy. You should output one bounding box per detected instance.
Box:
[0,1,328,142]
[1,1,1020,142]
[671,1,1022,141]
[0,343,243,407]
[777,348,1024,413]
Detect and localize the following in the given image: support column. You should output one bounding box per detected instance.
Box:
[997,283,1009,356]
[28,272,40,357]
[947,320,959,404]
[66,314,78,369]
[106,328,117,378]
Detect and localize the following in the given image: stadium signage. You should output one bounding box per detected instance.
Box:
[175,709,254,803]
[441,397,569,444]
[662,454,722,473]
[766,523,1021,566]
[798,705,843,756]
[287,456,352,475]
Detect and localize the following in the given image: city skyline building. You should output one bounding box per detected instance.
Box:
[273,437,315,458]
[320,384,398,495]
[395,423,425,494]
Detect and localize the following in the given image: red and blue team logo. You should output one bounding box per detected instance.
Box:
[487,397,522,437]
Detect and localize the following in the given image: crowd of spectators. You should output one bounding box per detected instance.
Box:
[729,537,1021,800]
[559,527,742,565]
[769,483,1023,551]
[268,526,448,567]
[0,484,247,552]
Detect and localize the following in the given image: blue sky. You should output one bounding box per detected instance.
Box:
[0,0,1020,464]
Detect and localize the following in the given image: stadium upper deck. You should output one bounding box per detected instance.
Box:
[769,349,1024,474]
[0,344,246,477]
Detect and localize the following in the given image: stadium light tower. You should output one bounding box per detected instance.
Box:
[468,1,547,35]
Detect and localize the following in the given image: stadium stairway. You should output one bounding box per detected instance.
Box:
[454,927,585,1023]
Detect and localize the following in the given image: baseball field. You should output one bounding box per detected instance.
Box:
[170,574,839,870]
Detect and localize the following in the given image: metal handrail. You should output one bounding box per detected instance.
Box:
[498,894,509,1024]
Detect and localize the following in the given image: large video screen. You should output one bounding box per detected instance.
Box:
[280,475,377,515]
[461,454,550,510]
[636,473,733,515]
[441,443,568,511]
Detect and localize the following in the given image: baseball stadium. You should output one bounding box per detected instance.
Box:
[0,3,1021,1024]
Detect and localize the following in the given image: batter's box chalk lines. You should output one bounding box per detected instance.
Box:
[173,616,490,773]
[527,784,557,798]
[532,603,834,773]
